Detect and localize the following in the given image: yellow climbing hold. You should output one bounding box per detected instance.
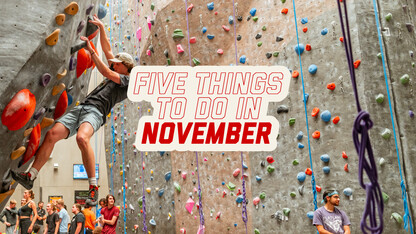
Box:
[147,109,151,113]
[106,149,109,152]
[106,2,109,7]
[150,169,153,175]
[45,29,60,46]
[145,152,148,156]
[55,14,66,26]
[52,83,66,96]
[23,128,33,137]
[0,189,15,204]
[120,170,123,176]
[109,163,112,168]
[64,2,79,15]
[146,188,151,193]
[117,138,121,144]
[137,106,140,110]
[10,146,26,160]
[75,101,80,106]
[57,69,67,80]
[40,117,54,129]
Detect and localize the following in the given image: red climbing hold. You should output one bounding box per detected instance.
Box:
[312,131,321,139]
[305,168,312,175]
[342,151,348,159]
[292,70,299,78]
[21,123,41,166]
[189,37,196,44]
[222,25,230,32]
[187,3,194,13]
[311,107,320,117]
[344,163,349,172]
[327,83,336,90]
[303,27,308,33]
[54,91,68,120]
[316,186,322,192]
[214,11,218,15]
[333,116,340,124]
[353,60,361,68]
[305,44,311,51]
[76,48,91,78]
[281,8,288,14]
[1,89,36,131]
[339,37,344,42]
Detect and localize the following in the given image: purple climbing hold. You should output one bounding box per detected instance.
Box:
[69,56,77,70]
[33,107,46,120]
[39,73,51,87]
[86,4,94,15]
[77,20,86,34]
[409,110,414,118]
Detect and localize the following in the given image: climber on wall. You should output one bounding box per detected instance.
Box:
[11,14,134,207]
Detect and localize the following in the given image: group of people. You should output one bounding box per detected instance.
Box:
[0,190,119,234]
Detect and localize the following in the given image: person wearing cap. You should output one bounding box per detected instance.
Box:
[313,190,351,234]
[11,14,134,208]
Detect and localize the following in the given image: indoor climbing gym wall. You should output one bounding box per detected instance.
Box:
[0,0,105,206]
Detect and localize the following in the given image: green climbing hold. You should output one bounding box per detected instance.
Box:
[138,197,143,207]
[172,10,175,13]
[391,212,403,224]
[385,13,392,22]
[259,192,266,199]
[377,53,382,59]
[262,26,267,31]
[227,182,236,191]
[174,182,181,192]
[166,18,170,22]
[281,0,286,3]
[381,128,391,139]
[289,118,296,126]
[267,165,275,173]
[172,29,185,39]
[412,62,415,67]
[253,16,258,22]
[283,208,291,216]
[151,3,155,11]
[254,229,260,234]
[375,94,384,104]
[273,51,279,57]
[382,192,389,203]
[167,58,171,65]
[257,42,263,47]
[192,58,201,66]
[292,159,299,165]
[120,165,123,169]
[290,192,296,198]
[400,74,410,85]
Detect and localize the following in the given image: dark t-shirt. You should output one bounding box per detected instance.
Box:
[46,213,59,234]
[69,212,85,234]
[81,75,129,124]
[313,206,351,234]
[100,206,119,234]
[36,208,46,225]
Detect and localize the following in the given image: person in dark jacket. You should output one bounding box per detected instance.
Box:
[0,199,18,234]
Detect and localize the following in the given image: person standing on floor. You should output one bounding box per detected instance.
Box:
[14,190,38,234]
[82,203,96,234]
[56,199,69,234]
[0,199,18,234]
[35,201,46,234]
[44,203,59,234]
[98,195,119,234]
[69,204,85,234]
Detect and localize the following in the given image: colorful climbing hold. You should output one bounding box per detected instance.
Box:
[294,44,305,55]
[64,2,79,15]
[289,118,296,126]
[353,60,361,68]
[207,34,215,40]
[323,166,330,174]
[311,107,320,117]
[305,44,311,51]
[297,172,306,182]
[172,29,185,39]
[333,116,340,124]
[320,154,330,163]
[281,8,288,14]
[312,131,320,139]
[207,2,214,11]
[54,91,68,119]
[250,8,257,16]
[320,110,331,122]
[98,4,107,19]
[305,168,312,176]
[344,163,349,172]
[267,165,275,173]
[2,89,36,131]
[45,29,60,46]
[308,64,318,74]
[381,128,391,139]
[400,74,410,85]
[21,124,41,166]
[55,14,65,26]
[239,55,246,64]
[292,159,299,165]
[376,94,385,104]
[297,131,304,140]
[327,83,336,90]
[321,28,328,35]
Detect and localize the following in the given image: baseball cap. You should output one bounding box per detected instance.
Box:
[109,52,134,70]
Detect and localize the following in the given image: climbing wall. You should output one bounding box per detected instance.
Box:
[0,0,106,206]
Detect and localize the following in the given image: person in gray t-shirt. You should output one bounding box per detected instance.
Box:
[313,190,351,234]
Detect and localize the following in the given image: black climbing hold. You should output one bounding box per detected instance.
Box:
[86,16,99,38]
[48,106,55,112]
[77,20,86,34]
[70,41,87,54]
[237,35,242,41]
[178,169,181,173]
[237,16,243,21]
[192,180,196,185]
[86,4,94,15]
[150,20,155,25]
[39,73,51,87]
[67,85,74,92]
[149,45,154,53]
[154,33,158,37]
[406,23,414,32]
[260,161,265,167]
[247,16,251,21]
[255,33,262,39]
[277,105,289,114]
[164,49,169,58]
[266,53,272,59]
[276,36,284,42]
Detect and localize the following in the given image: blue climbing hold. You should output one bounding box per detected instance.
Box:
[343,187,353,197]
[250,8,257,16]
[301,17,308,24]
[158,189,165,197]
[134,56,139,62]
[159,151,165,156]
[149,218,156,226]
[320,110,331,122]
[307,211,314,219]
[222,181,225,185]
[256,176,262,182]
[321,28,328,35]
[98,4,107,19]
[228,16,234,25]
[240,55,246,64]
[207,34,215,39]
[207,2,214,11]
[308,64,318,74]
[298,143,304,149]
[67,93,73,106]
[126,35,131,40]
[297,172,306,183]
[297,131,304,140]
[236,195,244,203]
[323,166,330,174]
[303,93,309,103]
[165,171,171,182]
[294,44,305,55]
[202,27,207,34]
[320,154,330,163]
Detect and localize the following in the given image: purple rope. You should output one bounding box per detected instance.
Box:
[141,151,148,232]
[336,1,383,233]
[195,152,205,233]
[232,0,238,65]
[240,152,248,234]
[184,0,192,66]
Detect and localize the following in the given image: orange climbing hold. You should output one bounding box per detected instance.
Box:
[57,69,67,80]
[303,27,308,33]
[333,116,340,124]
[312,131,321,139]
[11,146,26,160]
[342,151,348,159]
[55,14,65,26]
[344,163,349,172]
[305,44,311,51]
[45,29,60,46]
[311,107,320,117]
[353,60,361,68]
[281,8,288,14]
[327,83,336,90]
[40,117,54,129]
[54,91,68,119]
[65,2,79,15]
[52,83,66,96]
[21,124,41,166]
[1,89,36,131]
[77,48,91,78]
[292,70,299,78]
[305,168,312,175]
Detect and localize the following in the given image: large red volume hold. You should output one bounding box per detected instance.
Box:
[76,48,91,78]
[54,90,68,119]
[21,123,41,166]
[1,89,36,131]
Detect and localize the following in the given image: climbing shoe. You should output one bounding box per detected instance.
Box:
[10,171,34,190]
[85,185,98,206]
